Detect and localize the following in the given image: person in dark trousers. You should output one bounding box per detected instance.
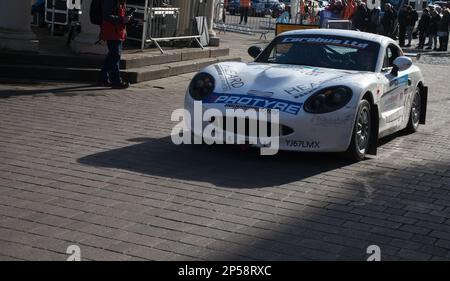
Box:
[351,0,369,31]
[367,6,381,34]
[405,6,418,47]
[398,5,409,47]
[417,8,431,49]
[427,9,441,50]
[382,3,397,38]
[437,8,449,51]
[239,0,251,25]
[100,0,130,89]
[425,5,435,45]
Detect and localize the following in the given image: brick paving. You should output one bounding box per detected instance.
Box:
[0,53,450,260]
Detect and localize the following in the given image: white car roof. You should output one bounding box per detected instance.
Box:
[278,29,394,46]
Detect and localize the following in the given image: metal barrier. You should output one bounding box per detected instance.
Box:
[213,0,277,40]
[45,0,69,35]
[127,0,206,53]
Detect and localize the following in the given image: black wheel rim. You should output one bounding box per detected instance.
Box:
[356,106,371,154]
[411,89,421,128]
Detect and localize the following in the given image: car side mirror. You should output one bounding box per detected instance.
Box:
[248,46,263,59]
[391,56,413,76]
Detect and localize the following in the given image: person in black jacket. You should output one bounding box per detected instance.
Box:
[417,8,431,49]
[367,6,381,34]
[438,9,450,51]
[398,5,409,47]
[382,3,397,38]
[405,6,418,47]
[352,0,369,31]
[427,9,442,50]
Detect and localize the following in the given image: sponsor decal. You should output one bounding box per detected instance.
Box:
[284,83,320,98]
[282,37,370,49]
[311,114,352,127]
[285,140,320,148]
[389,74,409,88]
[277,65,326,76]
[247,90,274,98]
[203,93,303,115]
[215,65,244,91]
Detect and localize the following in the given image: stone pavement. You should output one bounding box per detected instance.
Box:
[0,42,450,261]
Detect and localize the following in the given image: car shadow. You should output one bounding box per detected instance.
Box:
[78,136,357,189]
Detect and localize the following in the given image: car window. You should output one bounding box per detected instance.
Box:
[257,35,380,72]
[383,44,402,69]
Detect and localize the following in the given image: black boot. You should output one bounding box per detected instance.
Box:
[111,81,130,89]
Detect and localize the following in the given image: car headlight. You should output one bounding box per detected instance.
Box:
[189,73,215,101]
[304,86,353,114]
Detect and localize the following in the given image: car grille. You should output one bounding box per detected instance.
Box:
[209,117,294,138]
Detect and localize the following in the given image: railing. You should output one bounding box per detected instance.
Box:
[127,0,207,53]
[213,0,277,39]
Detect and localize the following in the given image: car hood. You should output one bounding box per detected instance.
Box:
[208,62,365,102]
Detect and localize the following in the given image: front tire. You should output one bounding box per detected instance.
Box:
[404,87,421,133]
[346,100,372,161]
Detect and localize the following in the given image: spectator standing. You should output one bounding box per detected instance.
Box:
[332,0,345,18]
[398,5,409,47]
[438,8,450,51]
[239,0,251,25]
[417,8,431,49]
[427,8,441,50]
[382,3,397,38]
[352,0,369,31]
[406,5,419,47]
[223,0,229,22]
[100,0,130,89]
[368,6,381,34]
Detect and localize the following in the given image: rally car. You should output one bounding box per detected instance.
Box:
[184,29,428,161]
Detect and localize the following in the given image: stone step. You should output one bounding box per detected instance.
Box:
[124,56,241,83]
[122,48,230,69]
[0,48,230,70]
[0,55,241,84]
[0,53,103,69]
[0,64,99,83]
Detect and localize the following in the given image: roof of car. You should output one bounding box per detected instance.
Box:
[278,29,394,46]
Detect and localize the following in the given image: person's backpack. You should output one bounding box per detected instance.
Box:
[90,0,103,25]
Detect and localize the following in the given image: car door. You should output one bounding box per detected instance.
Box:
[378,44,410,136]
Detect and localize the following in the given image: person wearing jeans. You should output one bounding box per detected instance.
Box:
[398,5,408,47]
[239,0,251,25]
[100,0,130,89]
[438,9,450,51]
[405,6,418,47]
[417,8,431,49]
[427,9,441,50]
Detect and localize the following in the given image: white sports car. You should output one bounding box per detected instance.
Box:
[184,29,428,161]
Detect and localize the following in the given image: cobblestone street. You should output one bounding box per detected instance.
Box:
[0,52,450,260]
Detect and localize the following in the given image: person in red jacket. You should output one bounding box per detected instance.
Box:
[239,0,251,25]
[100,0,130,89]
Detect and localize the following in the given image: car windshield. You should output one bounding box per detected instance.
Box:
[256,35,380,72]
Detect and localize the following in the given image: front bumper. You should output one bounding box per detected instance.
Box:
[184,94,358,153]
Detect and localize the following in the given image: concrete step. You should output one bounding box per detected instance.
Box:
[0,64,99,83]
[0,53,103,69]
[0,48,230,70]
[122,48,230,69]
[124,56,241,83]
[0,55,241,84]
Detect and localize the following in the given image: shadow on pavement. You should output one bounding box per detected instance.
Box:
[0,84,111,99]
[76,134,450,260]
[78,136,355,189]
